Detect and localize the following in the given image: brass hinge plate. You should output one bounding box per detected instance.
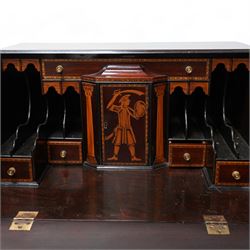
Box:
[9,211,39,231]
[203,215,230,235]
[9,219,34,231]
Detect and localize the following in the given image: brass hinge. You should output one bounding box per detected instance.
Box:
[9,211,39,231]
[203,215,230,235]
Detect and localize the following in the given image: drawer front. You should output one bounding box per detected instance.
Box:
[215,161,249,186]
[47,141,82,164]
[42,59,209,81]
[42,60,107,79]
[1,158,33,182]
[169,143,206,167]
[144,60,209,81]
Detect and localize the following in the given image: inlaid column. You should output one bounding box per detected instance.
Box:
[154,84,166,164]
[83,84,97,164]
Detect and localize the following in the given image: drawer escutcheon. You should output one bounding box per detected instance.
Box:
[7,167,16,176]
[232,170,241,180]
[60,150,67,159]
[185,65,193,74]
[183,152,191,162]
[56,65,64,74]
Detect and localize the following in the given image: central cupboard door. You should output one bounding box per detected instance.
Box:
[100,84,148,166]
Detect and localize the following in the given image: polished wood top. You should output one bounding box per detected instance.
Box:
[1,42,249,54]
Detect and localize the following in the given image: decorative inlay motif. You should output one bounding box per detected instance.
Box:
[83,83,97,164]
[105,89,146,162]
[101,85,148,165]
[154,84,166,164]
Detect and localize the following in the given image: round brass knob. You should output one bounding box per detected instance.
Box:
[232,170,241,180]
[7,167,16,176]
[183,152,191,162]
[185,65,193,74]
[56,65,64,74]
[60,150,67,159]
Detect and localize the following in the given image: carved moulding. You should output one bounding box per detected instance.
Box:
[211,58,249,72]
[42,81,80,95]
[170,82,209,95]
[2,59,41,72]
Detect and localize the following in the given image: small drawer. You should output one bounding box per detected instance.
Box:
[169,143,206,167]
[166,59,209,81]
[1,158,33,182]
[42,59,104,80]
[47,140,82,164]
[215,161,249,186]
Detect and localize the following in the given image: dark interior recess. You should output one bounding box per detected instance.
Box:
[187,88,211,140]
[1,64,46,157]
[169,87,186,140]
[64,87,83,139]
[39,86,83,140]
[1,65,29,145]
[207,64,249,161]
[227,64,249,143]
[39,87,64,139]
[169,87,211,141]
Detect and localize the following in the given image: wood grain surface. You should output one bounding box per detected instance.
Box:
[1,166,249,223]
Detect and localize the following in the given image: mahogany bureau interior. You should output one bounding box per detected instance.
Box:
[0,43,249,226]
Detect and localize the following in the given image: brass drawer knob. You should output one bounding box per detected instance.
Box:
[56,65,64,74]
[185,65,193,74]
[183,152,191,162]
[232,170,241,180]
[60,150,67,159]
[7,167,16,176]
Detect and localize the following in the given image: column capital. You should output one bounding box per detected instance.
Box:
[155,84,166,97]
[83,84,94,97]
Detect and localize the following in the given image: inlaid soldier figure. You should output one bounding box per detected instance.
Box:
[105,89,146,161]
